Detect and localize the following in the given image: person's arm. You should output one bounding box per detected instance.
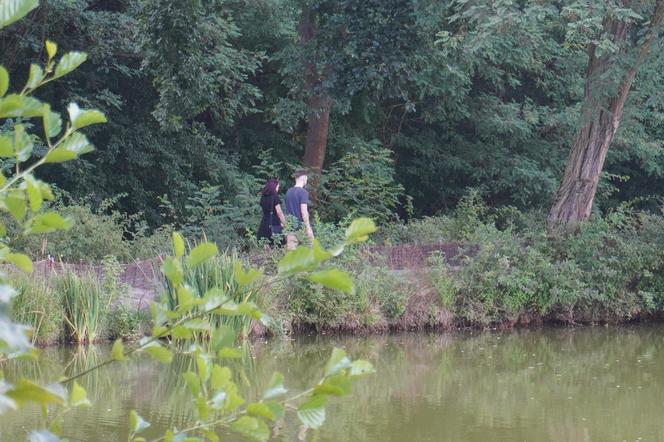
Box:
[275,204,287,227]
[300,203,314,241]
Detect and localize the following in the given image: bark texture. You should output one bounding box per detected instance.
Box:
[298,5,331,201]
[548,0,664,230]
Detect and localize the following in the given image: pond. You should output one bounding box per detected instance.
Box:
[2,326,664,441]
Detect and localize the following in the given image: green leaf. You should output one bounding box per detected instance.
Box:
[5,190,26,221]
[111,339,126,361]
[234,262,262,286]
[349,360,375,378]
[307,268,355,294]
[14,124,33,161]
[324,348,351,377]
[25,212,73,234]
[0,66,8,97]
[217,347,243,359]
[161,257,183,285]
[265,400,285,420]
[44,132,95,163]
[230,416,270,442]
[172,232,185,258]
[69,382,90,407]
[53,132,95,161]
[297,395,327,429]
[196,395,209,421]
[0,0,38,30]
[43,105,62,139]
[262,372,287,400]
[186,242,218,268]
[7,253,32,273]
[182,372,201,397]
[0,94,43,118]
[210,365,231,391]
[313,239,333,263]
[28,431,60,442]
[129,410,150,434]
[54,52,87,79]
[201,429,219,442]
[26,64,43,90]
[25,174,43,212]
[144,343,173,364]
[211,325,236,352]
[247,402,277,421]
[0,135,12,157]
[313,374,352,397]
[67,103,106,130]
[237,302,262,319]
[196,354,211,382]
[6,380,66,407]
[42,147,75,163]
[45,41,57,60]
[278,246,316,274]
[345,217,377,244]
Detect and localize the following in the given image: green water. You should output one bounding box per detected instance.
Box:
[2,326,664,441]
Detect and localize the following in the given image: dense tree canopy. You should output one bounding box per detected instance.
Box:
[1,0,663,232]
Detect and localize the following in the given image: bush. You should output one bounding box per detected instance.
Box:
[13,195,171,262]
[105,305,147,341]
[355,265,410,321]
[318,139,411,225]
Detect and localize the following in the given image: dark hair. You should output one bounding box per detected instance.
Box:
[293,169,308,179]
[262,178,279,196]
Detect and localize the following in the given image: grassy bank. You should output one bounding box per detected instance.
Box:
[12,196,664,342]
[260,197,664,333]
[11,258,147,346]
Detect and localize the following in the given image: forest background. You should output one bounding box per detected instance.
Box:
[5,0,664,251]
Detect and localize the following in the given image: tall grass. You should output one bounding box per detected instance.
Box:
[11,275,63,345]
[56,270,111,344]
[163,249,258,338]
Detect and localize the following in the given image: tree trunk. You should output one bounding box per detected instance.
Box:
[547,1,664,230]
[298,5,331,202]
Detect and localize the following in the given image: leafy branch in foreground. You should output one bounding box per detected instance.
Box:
[0,0,105,361]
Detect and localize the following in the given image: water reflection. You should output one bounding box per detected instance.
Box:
[2,326,664,441]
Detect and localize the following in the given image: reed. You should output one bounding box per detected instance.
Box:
[55,270,110,344]
[163,248,257,338]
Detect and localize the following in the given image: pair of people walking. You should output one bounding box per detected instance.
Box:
[257,169,314,249]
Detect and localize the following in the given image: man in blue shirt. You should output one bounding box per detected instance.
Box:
[284,169,315,249]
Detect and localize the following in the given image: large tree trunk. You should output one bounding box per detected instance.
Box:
[298,5,331,202]
[548,1,664,230]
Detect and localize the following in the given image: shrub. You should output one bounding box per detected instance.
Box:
[13,195,171,262]
[355,266,410,321]
[105,305,147,341]
[318,139,411,225]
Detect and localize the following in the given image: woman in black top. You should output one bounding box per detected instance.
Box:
[257,178,287,245]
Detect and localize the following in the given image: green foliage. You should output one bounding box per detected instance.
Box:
[319,139,410,224]
[0,2,105,358]
[137,0,260,129]
[56,270,108,344]
[355,265,410,321]
[105,305,146,342]
[12,194,172,262]
[11,274,63,345]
